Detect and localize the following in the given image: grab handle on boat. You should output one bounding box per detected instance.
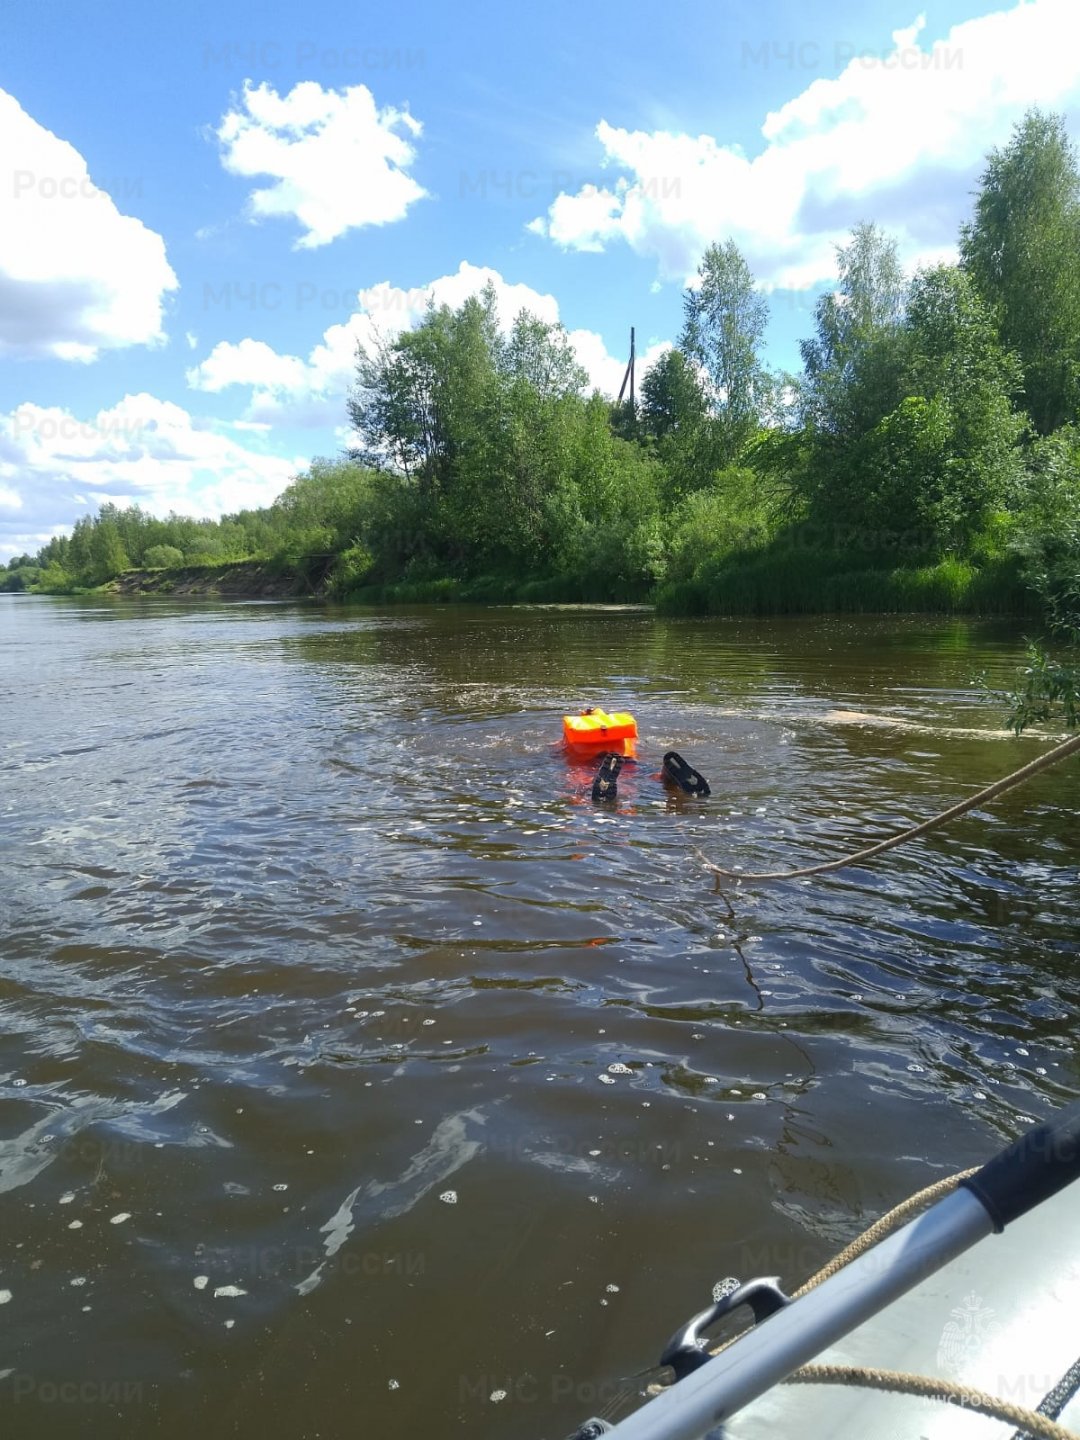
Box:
[961,1097,1080,1232]
[659,1279,791,1380]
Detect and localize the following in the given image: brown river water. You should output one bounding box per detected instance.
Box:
[1,596,1077,1439]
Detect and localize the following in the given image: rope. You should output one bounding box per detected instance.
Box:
[1010,1353,1080,1439]
[698,730,1080,883]
[791,1167,978,1297]
[696,1169,979,1365]
[787,1365,1080,1440]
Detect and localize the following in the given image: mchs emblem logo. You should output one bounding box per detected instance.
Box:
[937,1291,1000,1372]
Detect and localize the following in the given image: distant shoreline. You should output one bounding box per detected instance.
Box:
[56,556,1038,619]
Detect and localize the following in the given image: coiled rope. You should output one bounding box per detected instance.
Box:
[698,730,1080,883]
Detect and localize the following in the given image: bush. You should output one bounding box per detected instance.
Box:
[34,565,79,594]
[1008,642,1080,732]
[1011,425,1080,636]
[184,537,231,562]
[462,574,517,603]
[144,544,184,569]
[666,468,775,581]
[328,543,375,596]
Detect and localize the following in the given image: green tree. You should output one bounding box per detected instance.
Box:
[961,109,1080,436]
[840,270,1023,548]
[639,349,707,440]
[271,458,376,552]
[349,289,504,499]
[498,308,586,399]
[66,516,95,581]
[799,222,908,441]
[0,563,41,592]
[680,241,770,463]
[35,534,70,571]
[796,224,910,531]
[347,289,628,579]
[89,516,130,582]
[897,265,1026,544]
[639,347,731,500]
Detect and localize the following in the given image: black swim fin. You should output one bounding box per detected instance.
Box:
[591,752,623,803]
[662,750,711,796]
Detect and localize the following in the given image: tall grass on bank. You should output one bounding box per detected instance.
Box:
[346,568,657,606]
[655,548,1035,617]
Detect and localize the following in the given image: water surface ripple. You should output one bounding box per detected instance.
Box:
[0,598,1077,1438]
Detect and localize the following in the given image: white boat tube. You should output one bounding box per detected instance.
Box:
[587,1099,1080,1440]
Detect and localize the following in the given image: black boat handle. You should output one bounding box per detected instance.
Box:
[961,1097,1080,1232]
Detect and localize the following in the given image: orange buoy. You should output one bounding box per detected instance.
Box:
[562,707,638,757]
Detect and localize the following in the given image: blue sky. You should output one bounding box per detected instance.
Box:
[2,0,1078,559]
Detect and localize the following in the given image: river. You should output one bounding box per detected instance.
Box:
[1,596,1077,1439]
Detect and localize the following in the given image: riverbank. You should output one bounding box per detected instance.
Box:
[96,563,651,605]
[106,560,325,599]
[95,551,1041,618]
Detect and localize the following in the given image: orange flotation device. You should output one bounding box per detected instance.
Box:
[562,707,638,756]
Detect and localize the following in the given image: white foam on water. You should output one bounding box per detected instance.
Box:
[295,1109,483,1296]
[0,1090,184,1196]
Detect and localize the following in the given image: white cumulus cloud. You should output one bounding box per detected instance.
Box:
[214,80,427,248]
[0,88,178,361]
[186,261,660,427]
[0,394,305,560]
[530,0,1080,287]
